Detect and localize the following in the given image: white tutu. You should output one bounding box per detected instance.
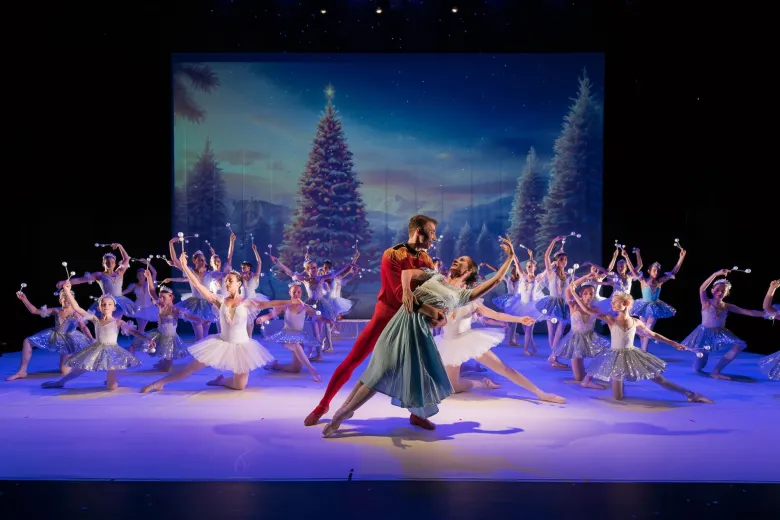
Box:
[188,334,274,373]
[434,328,505,367]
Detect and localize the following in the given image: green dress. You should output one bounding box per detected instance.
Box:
[359,270,473,418]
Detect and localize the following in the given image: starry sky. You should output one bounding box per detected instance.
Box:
[173,53,604,222]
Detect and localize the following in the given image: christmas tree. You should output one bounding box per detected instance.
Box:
[508,147,548,251]
[436,224,456,263]
[455,222,474,258]
[536,71,603,261]
[476,222,496,264]
[173,63,220,124]
[183,138,229,247]
[278,85,374,273]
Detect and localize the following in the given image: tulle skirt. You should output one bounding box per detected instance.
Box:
[27,329,91,355]
[314,298,337,320]
[244,293,269,323]
[553,330,610,360]
[133,305,160,323]
[681,325,746,353]
[133,330,190,360]
[759,350,780,380]
[65,342,141,372]
[434,328,505,367]
[360,308,453,419]
[263,328,319,346]
[630,299,676,319]
[493,295,541,319]
[88,296,139,318]
[587,347,667,382]
[175,297,219,323]
[329,296,354,317]
[535,296,570,322]
[188,335,274,373]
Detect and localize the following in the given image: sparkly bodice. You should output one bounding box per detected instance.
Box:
[442,300,480,340]
[614,274,634,293]
[313,278,330,299]
[547,269,567,298]
[505,278,520,296]
[205,271,226,296]
[609,320,637,350]
[413,271,473,310]
[157,313,178,336]
[570,311,597,333]
[97,272,124,297]
[218,301,250,343]
[187,270,209,299]
[283,305,307,331]
[518,278,541,303]
[89,318,120,345]
[243,276,259,298]
[641,285,661,301]
[702,303,728,328]
[47,310,81,333]
[133,283,153,307]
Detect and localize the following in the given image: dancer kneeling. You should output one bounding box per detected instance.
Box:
[434,281,564,403]
[140,252,299,393]
[570,286,713,403]
[322,236,518,438]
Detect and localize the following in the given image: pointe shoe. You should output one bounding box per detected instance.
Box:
[322,409,353,438]
[410,414,435,430]
[304,406,329,426]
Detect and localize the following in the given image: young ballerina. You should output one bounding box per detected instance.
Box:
[629,246,686,352]
[239,243,268,336]
[140,252,299,393]
[570,287,713,403]
[322,236,517,438]
[57,244,138,319]
[551,272,611,383]
[536,236,571,368]
[759,280,779,380]
[328,259,358,338]
[7,289,93,380]
[683,269,767,380]
[41,282,155,391]
[434,274,564,402]
[590,249,641,316]
[316,255,359,354]
[258,283,334,382]
[131,270,207,372]
[164,238,219,341]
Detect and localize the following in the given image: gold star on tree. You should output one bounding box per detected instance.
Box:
[324,84,335,100]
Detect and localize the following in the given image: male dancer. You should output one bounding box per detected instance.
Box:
[304,215,447,429]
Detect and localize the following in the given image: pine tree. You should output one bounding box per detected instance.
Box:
[455,222,474,258]
[436,224,456,263]
[393,225,409,245]
[475,222,496,264]
[278,86,373,273]
[508,147,548,251]
[536,71,603,261]
[184,138,229,246]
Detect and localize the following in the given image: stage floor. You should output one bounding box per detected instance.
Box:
[0,335,778,482]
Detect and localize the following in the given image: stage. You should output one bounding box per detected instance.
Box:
[0,336,778,483]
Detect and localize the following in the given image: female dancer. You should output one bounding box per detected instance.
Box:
[683,269,767,379]
[630,246,686,352]
[140,252,299,393]
[570,286,713,403]
[536,236,571,368]
[316,256,359,354]
[759,280,779,380]
[164,237,219,341]
[122,259,159,336]
[57,244,137,319]
[206,233,236,301]
[7,289,93,380]
[41,282,154,391]
[322,237,518,438]
[131,270,207,372]
[240,243,267,336]
[591,248,641,315]
[485,259,522,345]
[259,283,333,382]
[552,272,611,383]
[491,250,543,354]
[434,279,564,402]
[328,259,358,338]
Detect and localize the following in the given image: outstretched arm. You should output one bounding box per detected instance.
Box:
[475,303,536,326]
[635,320,686,351]
[57,272,97,288]
[725,303,768,318]
[169,238,183,270]
[620,249,641,278]
[660,249,687,282]
[633,248,644,272]
[121,283,136,296]
[247,297,301,311]
[225,233,236,271]
[269,255,296,278]
[252,245,263,280]
[60,282,89,317]
[16,292,48,316]
[607,248,619,272]
[470,236,516,300]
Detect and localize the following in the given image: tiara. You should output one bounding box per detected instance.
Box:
[192,250,205,257]
[158,285,173,294]
[713,279,732,289]
[103,253,116,260]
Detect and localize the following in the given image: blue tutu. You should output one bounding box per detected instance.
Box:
[587,347,667,382]
[681,325,746,353]
[553,330,610,360]
[175,297,219,323]
[759,351,780,380]
[494,295,541,319]
[264,328,319,346]
[535,296,570,322]
[630,299,676,319]
[27,329,91,355]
